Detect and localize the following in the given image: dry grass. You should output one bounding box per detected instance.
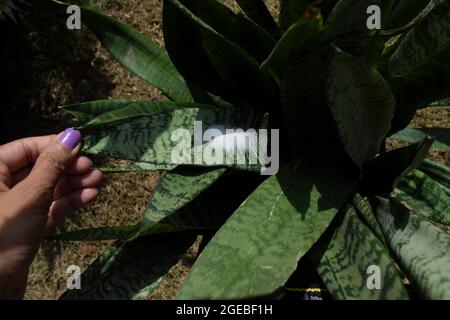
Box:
[3,0,447,300]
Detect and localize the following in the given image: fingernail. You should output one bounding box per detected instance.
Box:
[59,128,82,149]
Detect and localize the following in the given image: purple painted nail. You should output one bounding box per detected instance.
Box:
[59,128,81,149]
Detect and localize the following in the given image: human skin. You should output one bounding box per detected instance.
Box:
[0,129,103,299]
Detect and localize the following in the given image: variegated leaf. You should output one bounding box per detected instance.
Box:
[177,0,275,63]
[60,232,197,300]
[137,167,226,235]
[82,107,264,171]
[310,205,409,300]
[278,0,309,31]
[82,101,213,129]
[62,99,133,124]
[177,157,357,299]
[387,1,450,131]
[352,193,386,244]
[362,136,434,195]
[163,0,278,111]
[419,160,450,189]
[395,170,450,226]
[262,14,324,82]
[56,3,193,102]
[99,162,176,173]
[375,196,450,299]
[327,50,395,166]
[390,128,450,152]
[234,0,279,37]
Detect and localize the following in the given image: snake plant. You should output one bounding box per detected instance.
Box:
[0,0,31,22]
[52,0,450,300]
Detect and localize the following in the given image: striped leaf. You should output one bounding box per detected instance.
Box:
[262,13,324,82]
[362,136,433,195]
[62,99,133,124]
[318,0,339,19]
[49,200,226,241]
[234,0,279,37]
[395,170,450,226]
[49,225,136,241]
[52,171,264,243]
[327,50,395,166]
[280,53,343,154]
[60,232,197,300]
[58,4,193,102]
[419,160,450,189]
[177,157,357,299]
[430,97,450,107]
[137,167,226,235]
[387,1,450,132]
[163,0,278,111]
[99,162,176,173]
[375,196,450,299]
[82,107,263,171]
[385,0,431,30]
[278,0,309,31]
[177,0,275,63]
[81,101,214,129]
[309,205,409,300]
[390,128,450,152]
[352,193,386,244]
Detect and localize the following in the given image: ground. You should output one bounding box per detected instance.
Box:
[0,0,447,300]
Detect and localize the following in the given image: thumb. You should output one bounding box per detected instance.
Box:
[15,129,82,207]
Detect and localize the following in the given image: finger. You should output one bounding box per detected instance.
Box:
[0,135,54,173]
[10,156,93,188]
[11,166,31,186]
[67,156,93,175]
[54,169,103,200]
[0,160,11,191]
[12,129,82,212]
[48,188,99,227]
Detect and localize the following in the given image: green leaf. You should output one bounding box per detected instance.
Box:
[137,167,226,235]
[60,232,197,300]
[262,14,324,82]
[395,170,450,226]
[390,128,450,152]
[385,0,432,30]
[375,196,450,299]
[234,0,279,37]
[62,99,133,124]
[278,0,309,31]
[163,0,278,111]
[49,225,137,241]
[352,193,386,244]
[309,204,409,300]
[162,0,225,98]
[99,162,176,173]
[83,101,215,129]
[177,157,357,299]
[430,97,450,107]
[280,53,343,155]
[318,0,339,19]
[387,1,450,132]
[82,107,264,171]
[52,171,266,243]
[49,201,226,241]
[419,159,450,189]
[177,0,275,63]
[71,6,193,102]
[327,50,395,166]
[362,136,434,195]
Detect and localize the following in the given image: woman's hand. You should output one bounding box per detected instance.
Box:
[0,129,103,299]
